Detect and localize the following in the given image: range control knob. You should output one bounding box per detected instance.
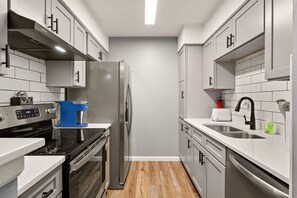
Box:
[46,108,56,114]
[0,114,4,122]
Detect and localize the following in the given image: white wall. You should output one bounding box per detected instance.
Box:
[63,0,109,51]
[177,24,203,51]
[109,38,179,158]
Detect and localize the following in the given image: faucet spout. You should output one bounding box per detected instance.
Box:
[235,97,256,130]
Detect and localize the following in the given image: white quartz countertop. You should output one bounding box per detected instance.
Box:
[0,138,45,167]
[18,156,65,196]
[54,123,111,130]
[184,118,290,184]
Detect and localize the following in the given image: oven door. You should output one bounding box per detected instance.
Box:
[68,135,106,198]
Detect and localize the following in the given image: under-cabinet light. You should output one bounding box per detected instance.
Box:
[55,46,66,53]
[145,0,158,25]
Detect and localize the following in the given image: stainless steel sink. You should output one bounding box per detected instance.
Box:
[220,132,265,139]
[203,124,265,139]
[203,124,242,132]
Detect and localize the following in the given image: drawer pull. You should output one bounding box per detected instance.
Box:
[42,189,54,198]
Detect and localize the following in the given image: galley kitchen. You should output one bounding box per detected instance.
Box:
[0,0,296,198]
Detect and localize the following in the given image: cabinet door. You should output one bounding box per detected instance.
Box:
[73,61,86,87]
[179,120,184,159]
[105,136,110,190]
[74,20,86,54]
[9,0,47,27]
[87,33,100,61]
[51,0,74,45]
[203,38,215,89]
[204,151,225,198]
[178,46,186,83]
[0,0,8,70]
[192,140,205,198]
[265,0,292,80]
[214,20,233,60]
[185,133,193,174]
[179,81,185,118]
[232,0,264,48]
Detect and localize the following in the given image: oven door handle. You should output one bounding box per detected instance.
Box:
[70,135,106,174]
[229,154,289,198]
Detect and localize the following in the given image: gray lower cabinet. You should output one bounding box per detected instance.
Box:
[19,166,63,198]
[180,123,226,198]
[51,0,74,45]
[192,140,205,197]
[204,150,225,198]
[46,61,86,88]
[265,0,293,80]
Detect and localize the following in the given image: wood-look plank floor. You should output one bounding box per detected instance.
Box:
[106,161,200,198]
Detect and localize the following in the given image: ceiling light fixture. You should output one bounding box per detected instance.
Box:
[55,46,66,53]
[145,0,158,25]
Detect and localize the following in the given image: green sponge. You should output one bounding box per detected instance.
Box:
[264,121,274,135]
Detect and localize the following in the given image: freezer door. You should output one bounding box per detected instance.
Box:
[119,62,132,185]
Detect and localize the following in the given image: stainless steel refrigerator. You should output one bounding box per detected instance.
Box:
[67,61,132,189]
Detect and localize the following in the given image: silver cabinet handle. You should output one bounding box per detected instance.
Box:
[229,154,289,198]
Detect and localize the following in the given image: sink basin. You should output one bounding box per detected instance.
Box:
[204,124,265,139]
[203,125,242,132]
[220,132,265,139]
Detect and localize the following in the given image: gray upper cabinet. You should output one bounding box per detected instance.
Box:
[51,0,74,45]
[214,20,233,60]
[232,0,264,48]
[204,151,225,198]
[204,37,235,90]
[265,0,293,80]
[74,20,86,54]
[87,33,107,61]
[179,47,186,83]
[203,38,215,89]
[179,81,185,118]
[9,0,48,27]
[0,0,7,68]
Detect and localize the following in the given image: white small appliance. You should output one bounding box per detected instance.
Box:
[211,108,232,122]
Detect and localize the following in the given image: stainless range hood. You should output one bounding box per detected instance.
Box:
[8,11,92,61]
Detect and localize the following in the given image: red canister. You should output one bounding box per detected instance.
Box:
[216,97,223,108]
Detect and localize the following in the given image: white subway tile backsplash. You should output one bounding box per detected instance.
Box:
[14,51,40,63]
[223,50,291,137]
[0,77,29,91]
[252,92,273,101]
[252,73,266,84]
[236,59,252,71]
[30,82,50,92]
[261,102,280,112]
[41,74,46,83]
[10,54,29,69]
[251,54,264,66]
[273,113,285,124]
[243,84,261,93]
[273,91,291,101]
[15,68,40,82]
[40,93,57,101]
[0,90,15,103]
[243,65,262,77]
[26,92,41,102]
[262,81,287,92]
[236,76,252,85]
[30,61,46,73]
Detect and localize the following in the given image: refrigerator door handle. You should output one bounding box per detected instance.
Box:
[127,84,133,134]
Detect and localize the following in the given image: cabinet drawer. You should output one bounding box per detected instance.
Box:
[205,136,226,165]
[192,128,204,146]
[184,123,191,136]
[19,166,63,198]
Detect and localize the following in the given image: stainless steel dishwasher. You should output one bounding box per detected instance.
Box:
[226,149,289,198]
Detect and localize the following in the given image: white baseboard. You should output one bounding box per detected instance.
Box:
[131,156,180,161]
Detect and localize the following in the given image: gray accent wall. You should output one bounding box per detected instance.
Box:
[109,37,179,157]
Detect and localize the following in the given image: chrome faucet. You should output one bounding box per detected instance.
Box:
[235,97,256,130]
